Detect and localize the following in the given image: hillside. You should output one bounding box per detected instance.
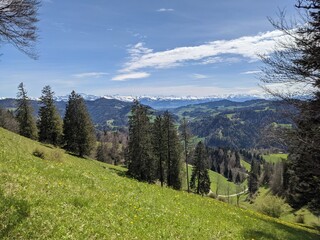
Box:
[0,128,318,239]
[0,98,133,130]
[171,100,293,149]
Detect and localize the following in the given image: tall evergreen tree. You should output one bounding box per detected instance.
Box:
[181,117,191,192]
[63,91,96,157]
[248,159,259,197]
[260,0,320,214]
[38,85,63,146]
[15,82,38,140]
[190,141,211,195]
[152,115,166,187]
[127,100,156,183]
[163,111,182,190]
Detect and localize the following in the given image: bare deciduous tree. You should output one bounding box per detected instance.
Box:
[0,0,40,59]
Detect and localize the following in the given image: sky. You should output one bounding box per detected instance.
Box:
[0,0,297,98]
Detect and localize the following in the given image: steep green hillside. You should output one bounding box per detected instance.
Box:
[0,128,318,239]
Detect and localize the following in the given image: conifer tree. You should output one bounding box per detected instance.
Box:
[260,0,320,214]
[63,91,96,157]
[152,115,166,187]
[181,117,191,192]
[127,100,156,183]
[190,141,211,195]
[163,111,182,190]
[38,85,63,146]
[15,82,38,140]
[248,159,259,196]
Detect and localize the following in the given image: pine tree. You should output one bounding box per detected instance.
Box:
[190,141,211,195]
[63,91,96,157]
[38,85,63,146]
[127,100,156,183]
[15,82,38,140]
[260,0,320,214]
[163,111,182,190]
[181,117,191,192]
[248,159,259,197]
[152,115,166,187]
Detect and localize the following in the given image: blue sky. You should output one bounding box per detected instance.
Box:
[0,0,296,98]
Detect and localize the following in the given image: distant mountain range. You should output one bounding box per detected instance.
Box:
[52,93,265,109]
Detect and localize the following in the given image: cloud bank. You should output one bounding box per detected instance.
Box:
[113,30,287,81]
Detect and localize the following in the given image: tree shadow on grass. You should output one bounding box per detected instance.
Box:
[0,189,30,238]
[106,166,127,178]
[242,216,320,240]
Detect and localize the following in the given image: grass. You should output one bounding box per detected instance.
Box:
[0,128,319,239]
[241,159,251,171]
[241,187,320,228]
[263,154,288,163]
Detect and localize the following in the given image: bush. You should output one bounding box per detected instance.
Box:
[208,191,217,199]
[295,214,305,224]
[33,148,64,162]
[33,148,46,159]
[256,195,286,218]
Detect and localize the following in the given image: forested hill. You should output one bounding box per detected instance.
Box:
[0,98,133,130]
[170,99,293,149]
[0,98,293,149]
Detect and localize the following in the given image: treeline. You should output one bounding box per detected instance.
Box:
[208,148,246,184]
[125,101,211,195]
[0,83,96,157]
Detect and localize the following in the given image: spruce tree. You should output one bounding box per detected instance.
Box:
[63,91,96,157]
[15,82,38,140]
[163,111,182,190]
[190,141,211,195]
[260,0,320,214]
[127,100,156,183]
[181,117,191,192]
[248,159,259,197]
[152,115,166,187]
[38,85,63,146]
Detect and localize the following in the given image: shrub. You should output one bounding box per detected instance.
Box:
[295,214,305,224]
[208,191,217,199]
[33,148,64,162]
[256,195,286,218]
[33,148,46,159]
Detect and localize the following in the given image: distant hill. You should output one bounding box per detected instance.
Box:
[0,98,293,149]
[170,99,293,149]
[0,98,133,130]
[0,127,318,239]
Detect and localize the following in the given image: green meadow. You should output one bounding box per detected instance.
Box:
[0,128,318,239]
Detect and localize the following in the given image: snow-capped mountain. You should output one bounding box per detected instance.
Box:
[53,93,265,109]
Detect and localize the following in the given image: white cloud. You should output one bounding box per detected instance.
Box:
[73,72,109,78]
[157,8,174,12]
[241,70,262,75]
[120,30,287,74]
[112,72,150,81]
[192,74,208,79]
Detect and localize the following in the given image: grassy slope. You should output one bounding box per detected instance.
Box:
[0,128,318,239]
[186,165,244,195]
[241,187,320,227]
[263,154,288,163]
